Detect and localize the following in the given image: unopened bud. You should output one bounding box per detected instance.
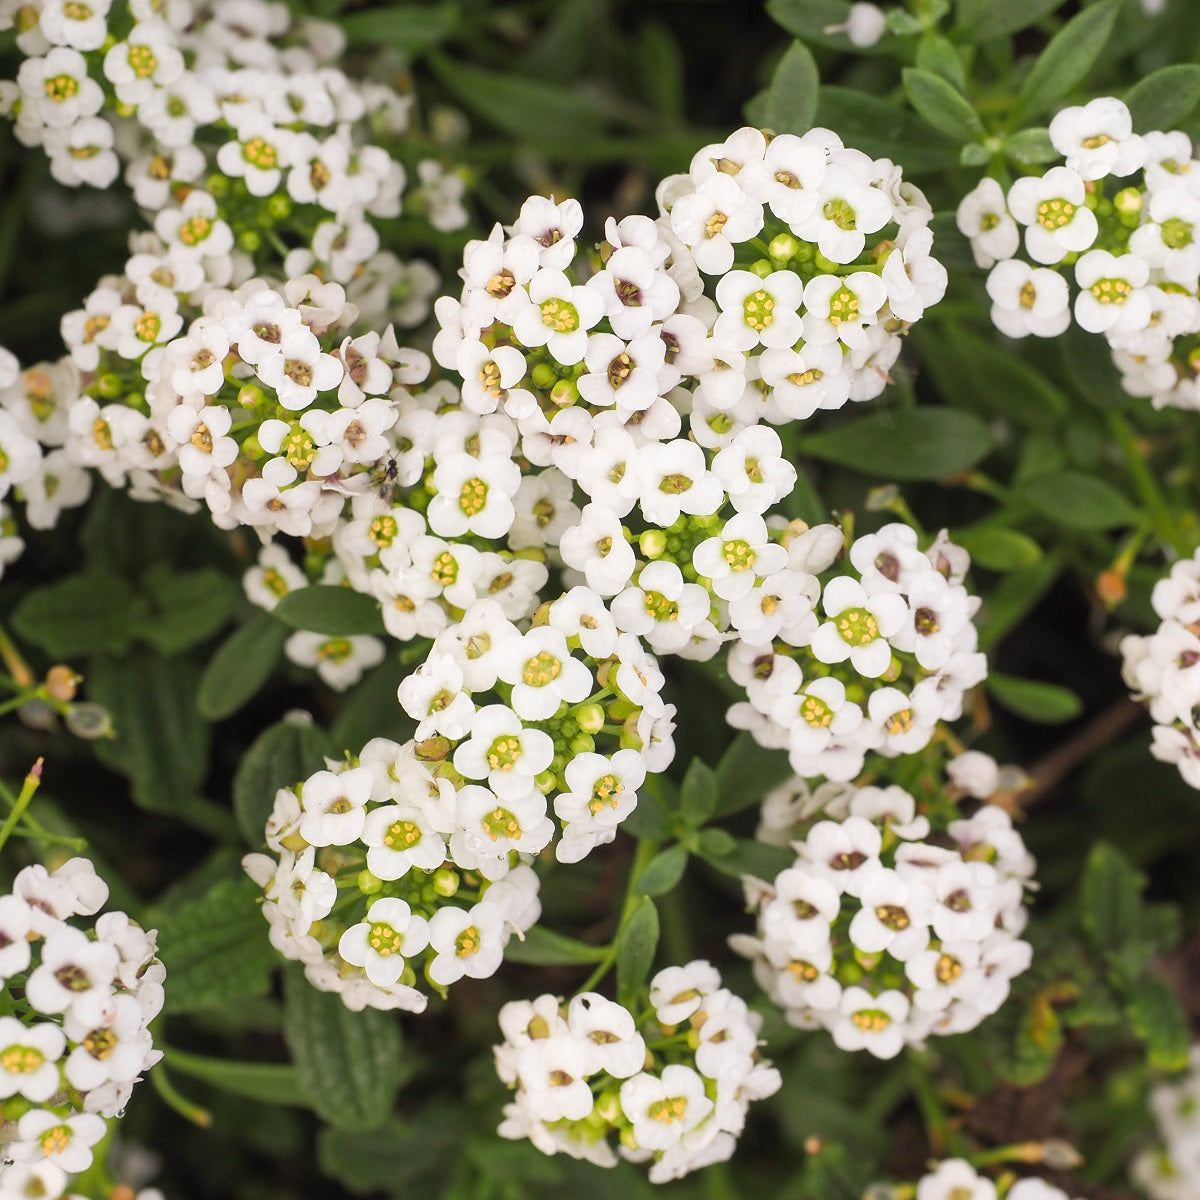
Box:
[1096,568,1127,606]
[769,233,799,261]
[237,229,262,254]
[575,702,605,734]
[432,867,460,897]
[96,373,123,399]
[414,735,450,761]
[357,869,383,895]
[639,529,667,558]
[44,666,81,703]
[549,379,578,407]
[749,258,773,278]
[1114,187,1143,217]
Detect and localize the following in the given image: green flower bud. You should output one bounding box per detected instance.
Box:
[358,869,383,895]
[531,362,558,390]
[96,373,123,399]
[432,867,460,897]
[749,258,773,278]
[237,229,262,254]
[639,529,667,558]
[575,702,605,734]
[769,233,800,262]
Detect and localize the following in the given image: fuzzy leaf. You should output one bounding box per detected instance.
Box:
[1125,64,1200,133]
[197,613,289,721]
[11,573,145,657]
[633,844,689,897]
[987,674,1083,724]
[504,926,607,966]
[272,586,385,636]
[616,897,659,1004]
[764,41,819,134]
[902,67,983,142]
[1013,1,1120,125]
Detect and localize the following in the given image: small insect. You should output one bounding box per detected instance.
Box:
[374,455,400,501]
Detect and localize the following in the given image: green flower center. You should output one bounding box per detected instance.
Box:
[742,288,775,332]
[318,638,352,663]
[799,693,833,729]
[383,819,421,849]
[458,477,488,517]
[643,590,679,622]
[486,736,523,771]
[834,606,878,646]
[522,650,562,687]
[1161,217,1193,250]
[722,539,756,571]
[648,1096,689,1124]
[370,515,398,547]
[1090,277,1132,305]
[588,773,623,814]
[127,44,158,78]
[242,137,278,170]
[1036,197,1076,231]
[45,74,78,101]
[822,197,857,231]
[539,298,579,333]
[482,806,521,840]
[367,921,403,956]
[0,1044,45,1074]
[827,286,860,326]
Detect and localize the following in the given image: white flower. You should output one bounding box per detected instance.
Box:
[1049,96,1144,181]
[453,705,555,798]
[714,269,804,351]
[244,544,307,612]
[508,268,604,366]
[650,959,720,1025]
[1073,249,1151,335]
[620,1065,713,1151]
[612,560,711,654]
[741,133,826,225]
[24,925,117,1015]
[916,1159,997,1200]
[16,1109,107,1173]
[802,271,888,349]
[693,512,788,601]
[515,1035,595,1122]
[39,0,110,49]
[848,867,931,960]
[800,166,893,263]
[669,174,764,275]
[567,992,646,1078]
[362,804,447,879]
[494,627,592,721]
[0,1018,65,1101]
[297,766,373,846]
[985,259,1071,339]
[102,22,184,106]
[636,439,724,526]
[711,425,795,515]
[589,245,680,339]
[428,450,520,539]
[512,195,583,269]
[166,405,237,479]
[285,632,384,691]
[338,897,430,986]
[216,114,296,197]
[560,504,638,596]
[256,326,344,411]
[1006,166,1098,264]
[427,902,506,985]
[956,178,1020,269]
[810,576,908,677]
[554,749,646,863]
[17,47,103,128]
[830,986,909,1058]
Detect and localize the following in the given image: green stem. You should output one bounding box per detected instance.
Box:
[906,1048,966,1158]
[0,761,43,855]
[150,1065,212,1128]
[1106,411,1189,557]
[579,838,659,994]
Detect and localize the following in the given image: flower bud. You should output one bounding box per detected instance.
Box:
[575,702,605,734]
[96,373,123,399]
[550,379,578,407]
[769,233,800,261]
[432,867,460,897]
[639,529,667,558]
[65,703,114,740]
[357,869,382,894]
[415,735,451,761]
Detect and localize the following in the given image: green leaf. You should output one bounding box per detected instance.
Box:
[767,0,883,53]
[139,565,237,654]
[764,41,819,135]
[165,1048,307,1107]
[197,612,289,721]
[428,54,608,142]
[633,844,689,896]
[1125,64,1200,133]
[954,0,1063,42]
[953,527,1043,572]
[272,585,385,636]
[1021,470,1137,531]
[318,1111,460,1193]
[1012,1,1120,126]
[11,573,145,657]
[283,964,404,1131]
[1080,843,1145,956]
[915,32,967,91]
[815,87,958,172]
[157,878,275,1013]
[987,673,1082,724]
[87,653,210,816]
[680,760,719,828]
[504,926,606,966]
[337,4,458,51]
[616,897,659,1004]
[699,835,793,882]
[802,408,993,481]
[1060,323,1129,409]
[1126,976,1191,1071]
[635,21,685,120]
[712,735,792,819]
[902,67,983,142]
[1005,127,1059,165]
[233,715,337,846]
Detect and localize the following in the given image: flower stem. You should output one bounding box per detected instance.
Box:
[0,760,43,856]
[579,837,659,994]
[906,1048,966,1157]
[150,1065,212,1128]
[1106,410,1189,557]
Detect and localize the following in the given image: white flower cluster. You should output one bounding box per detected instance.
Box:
[0,858,163,1197]
[0,0,466,235]
[1132,1045,1200,1200]
[494,961,780,1184]
[910,1160,1079,1200]
[1120,548,1200,789]
[733,753,1034,1058]
[396,596,674,864]
[958,96,1200,411]
[727,522,985,782]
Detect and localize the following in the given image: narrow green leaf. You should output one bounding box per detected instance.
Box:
[954,0,1063,43]
[616,897,659,1004]
[802,408,993,481]
[1021,471,1137,531]
[764,41,819,135]
[197,613,288,721]
[1005,127,1059,165]
[680,760,719,828]
[635,21,686,120]
[713,734,792,818]
[815,87,958,172]
[283,964,404,1131]
[87,653,209,816]
[1080,843,1145,953]
[157,878,275,1013]
[699,835,793,882]
[902,67,983,142]
[11,573,145,657]
[165,1048,307,1107]
[1013,1,1120,126]
[337,4,458,50]
[1126,977,1191,1071]
[987,673,1083,724]
[428,55,608,141]
[233,715,337,846]
[915,32,967,91]
[634,844,689,896]
[272,585,385,636]
[953,527,1043,572]
[504,926,606,966]
[1125,64,1200,133]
